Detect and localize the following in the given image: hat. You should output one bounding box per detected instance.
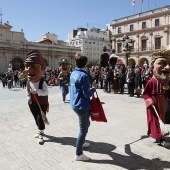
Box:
[58,58,70,65]
[151,50,170,61]
[25,50,45,65]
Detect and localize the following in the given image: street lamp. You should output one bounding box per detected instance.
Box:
[121,35,134,66]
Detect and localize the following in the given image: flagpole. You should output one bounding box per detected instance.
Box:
[131,0,135,14]
[155,0,156,8]
[148,0,149,10]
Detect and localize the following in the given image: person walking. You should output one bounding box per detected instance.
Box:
[25,49,49,145]
[118,69,125,94]
[134,68,142,98]
[112,69,119,94]
[70,55,96,161]
[107,67,114,93]
[58,69,70,102]
[127,68,136,97]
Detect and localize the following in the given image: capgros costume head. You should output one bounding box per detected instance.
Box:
[25,49,45,66]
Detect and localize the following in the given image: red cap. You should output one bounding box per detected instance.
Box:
[25,50,45,65]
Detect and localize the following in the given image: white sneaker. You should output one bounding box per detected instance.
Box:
[83,142,90,148]
[38,135,44,145]
[35,131,44,138]
[75,154,91,161]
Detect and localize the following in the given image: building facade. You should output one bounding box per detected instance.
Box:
[68,27,110,63]
[0,21,80,74]
[110,5,170,68]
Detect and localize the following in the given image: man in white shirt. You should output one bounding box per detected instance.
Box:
[109,49,119,70]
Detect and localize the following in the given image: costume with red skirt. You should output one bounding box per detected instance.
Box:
[143,77,168,139]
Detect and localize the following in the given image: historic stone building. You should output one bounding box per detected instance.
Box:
[110,5,170,68]
[0,21,80,74]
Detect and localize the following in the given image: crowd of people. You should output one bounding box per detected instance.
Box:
[0,69,27,89]
[42,62,151,100]
[0,59,152,100]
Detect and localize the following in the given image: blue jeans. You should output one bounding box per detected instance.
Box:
[73,109,90,156]
[61,85,69,101]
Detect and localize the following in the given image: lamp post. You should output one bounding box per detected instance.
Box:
[121,35,134,66]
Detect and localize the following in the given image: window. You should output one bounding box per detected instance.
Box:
[117,43,122,53]
[155,19,160,26]
[155,38,161,49]
[130,24,134,31]
[141,40,147,51]
[118,27,121,33]
[142,22,146,29]
[93,42,95,44]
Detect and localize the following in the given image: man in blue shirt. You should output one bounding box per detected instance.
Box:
[70,55,96,161]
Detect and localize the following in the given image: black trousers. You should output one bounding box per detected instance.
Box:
[28,102,45,130]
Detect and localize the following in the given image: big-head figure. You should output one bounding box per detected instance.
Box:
[24,50,48,145]
[25,50,46,83]
[143,50,170,147]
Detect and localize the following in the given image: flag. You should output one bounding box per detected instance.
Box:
[132,0,135,6]
[140,0,143,2]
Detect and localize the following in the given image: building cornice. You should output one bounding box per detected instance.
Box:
[111,6,170,27]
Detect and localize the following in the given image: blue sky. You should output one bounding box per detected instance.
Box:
[1,0,169,41]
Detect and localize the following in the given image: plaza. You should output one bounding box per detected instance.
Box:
[0,85,170,170]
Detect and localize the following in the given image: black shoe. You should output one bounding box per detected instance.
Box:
[159,140,170,148]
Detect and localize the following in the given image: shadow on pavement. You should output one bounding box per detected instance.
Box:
[44,135,170,169]
[43,135,116,154]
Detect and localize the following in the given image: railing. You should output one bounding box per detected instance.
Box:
[113,5,170,23]
[117,46,166,54]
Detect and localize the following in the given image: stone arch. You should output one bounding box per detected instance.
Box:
[11,57,24,71]
[139,58,149,68]
[128,58,136,68]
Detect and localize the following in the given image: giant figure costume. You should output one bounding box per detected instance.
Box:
[143,50,170,147]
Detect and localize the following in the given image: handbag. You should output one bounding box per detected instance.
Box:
[90,91,107,122]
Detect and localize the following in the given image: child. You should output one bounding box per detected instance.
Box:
[25,50,49,145]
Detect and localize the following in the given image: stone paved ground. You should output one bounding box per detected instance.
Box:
[0,84,170,170]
